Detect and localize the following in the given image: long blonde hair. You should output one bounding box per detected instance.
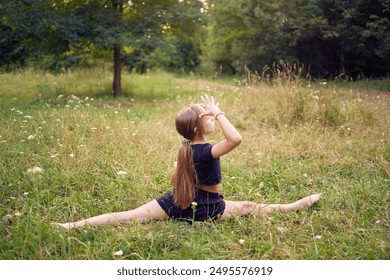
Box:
[171,105,203,209]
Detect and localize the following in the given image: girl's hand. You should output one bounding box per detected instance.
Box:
[199,94,222,118]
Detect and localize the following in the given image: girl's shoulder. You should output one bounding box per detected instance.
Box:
[192,143,212,151]
[192,143,214,161]
[192,142,212,147]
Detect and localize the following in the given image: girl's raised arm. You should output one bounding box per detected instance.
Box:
[200,95,242,158]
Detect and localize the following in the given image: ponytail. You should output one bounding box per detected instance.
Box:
[171,105,203,209]
[171,141,198,209]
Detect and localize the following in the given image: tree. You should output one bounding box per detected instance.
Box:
[112,0,123,97]
[203,0,390,78]
[296,0,390,78]
[0,0,205,96]
[2,0,388,81]
[203,0,306,75]
[140,0,205,73]
[0,0,88,71]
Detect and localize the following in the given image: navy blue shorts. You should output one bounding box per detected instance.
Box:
[155,189,225,222]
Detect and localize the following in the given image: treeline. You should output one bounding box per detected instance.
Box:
[1,0,389,79]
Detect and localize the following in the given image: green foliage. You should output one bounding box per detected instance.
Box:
[296,0,390,78]
[204,0,301,75]
[145,35,201,73]
[0,0,205,75]
[0,0,389,78]
[0,0,93,71]
[122,0,204,73]
[204,0,390,78]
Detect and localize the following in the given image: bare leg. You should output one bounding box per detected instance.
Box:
[54,200,168,230]
[219,193,322,221]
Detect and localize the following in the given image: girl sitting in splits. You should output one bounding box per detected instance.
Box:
[56,94,322,229]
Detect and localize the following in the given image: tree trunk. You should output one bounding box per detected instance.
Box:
[113,43,121,97]
[112,0,123,97]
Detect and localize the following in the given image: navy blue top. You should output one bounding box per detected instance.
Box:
[192,143,221,185]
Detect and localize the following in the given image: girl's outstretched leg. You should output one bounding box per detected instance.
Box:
[54,200,168,230]
[219,193,323,220]
[257,193,323,212]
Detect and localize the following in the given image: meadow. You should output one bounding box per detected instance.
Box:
[0,68,389,260]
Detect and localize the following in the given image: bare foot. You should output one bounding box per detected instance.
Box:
[300,193,323,208]
[308,193,323,205]
[287,193,323,211]
[50,222,73,230]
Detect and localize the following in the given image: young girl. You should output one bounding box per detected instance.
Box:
[56,95,322,229]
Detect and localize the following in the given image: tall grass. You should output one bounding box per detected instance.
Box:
[0,68,389,260]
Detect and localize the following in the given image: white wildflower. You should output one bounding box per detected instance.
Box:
[23,192,29,196]
[14,212,22,217]
[315,235,322,239]
[277,227,287,233]
[239,239,245,245]
[113,250,123,256]
[27,166,43,174]
[69,153,75,158]
[117,171,128,176]
[191,202,198,207]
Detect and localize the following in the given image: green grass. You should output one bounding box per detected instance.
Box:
[0,68,389,260]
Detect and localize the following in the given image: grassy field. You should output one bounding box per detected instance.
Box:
[0,68,389,260]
